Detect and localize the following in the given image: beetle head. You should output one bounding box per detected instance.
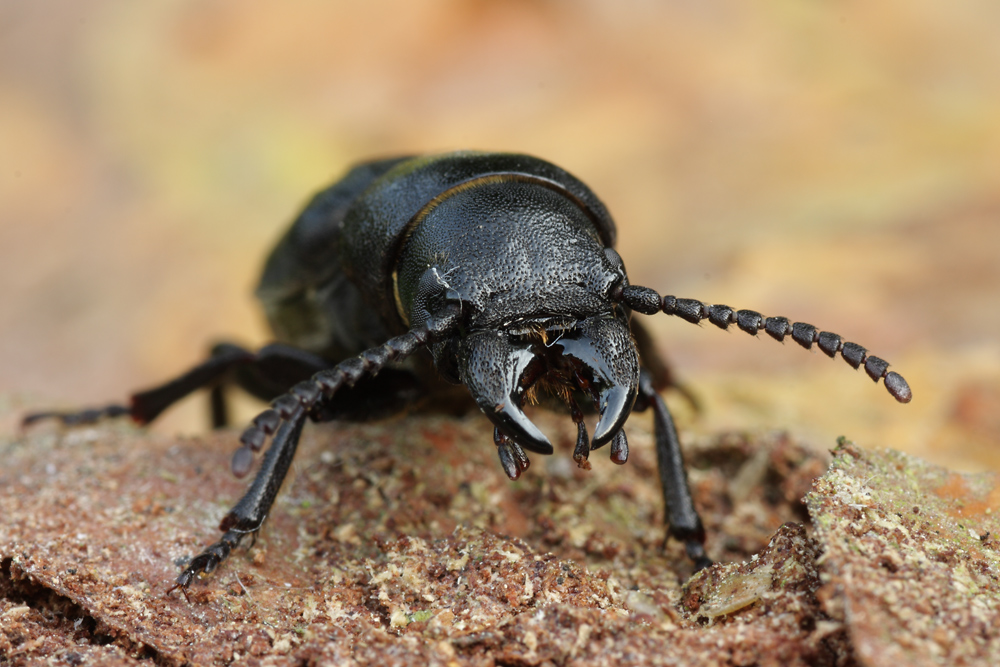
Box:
[400,180,640,458]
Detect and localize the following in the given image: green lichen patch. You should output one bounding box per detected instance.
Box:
[807,439,1000,667]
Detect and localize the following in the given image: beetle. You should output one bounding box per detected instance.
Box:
[25,151,911,592]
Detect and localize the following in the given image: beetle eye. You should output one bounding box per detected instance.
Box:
[602,247,628,299]
[409,266,464,330]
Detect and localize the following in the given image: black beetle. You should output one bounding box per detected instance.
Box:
[25,151,911,592]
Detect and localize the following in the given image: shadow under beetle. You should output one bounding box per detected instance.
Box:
[25,151,912,592]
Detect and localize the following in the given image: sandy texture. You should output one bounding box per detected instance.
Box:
[4,414,1000,665]
[2,413,829,666]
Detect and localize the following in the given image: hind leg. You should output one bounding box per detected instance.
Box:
[22,342,330,428]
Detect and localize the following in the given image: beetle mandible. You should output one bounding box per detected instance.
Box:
[25,151,912,592]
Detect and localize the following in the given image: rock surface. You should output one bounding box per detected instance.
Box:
[5,415,997,665]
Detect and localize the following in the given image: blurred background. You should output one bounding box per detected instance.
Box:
[2,0,998,471]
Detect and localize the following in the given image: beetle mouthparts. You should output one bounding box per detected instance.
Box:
[591,384,632,449]
[459,329,553,454]
[458,313,640,459]
[552,315,639,450]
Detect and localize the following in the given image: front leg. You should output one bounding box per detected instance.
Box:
[168,368,425,591]
[168,321,453,593]
[169,413,307,593]
[634,369,711,570]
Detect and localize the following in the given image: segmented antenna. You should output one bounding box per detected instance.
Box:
[230,327,433,477]
[230,298,463,477]
[617,285,912,404]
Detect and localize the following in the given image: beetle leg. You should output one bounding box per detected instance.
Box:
[21,404,132,428]
[20,344,251,428]
[494,427,531,481]
[137,342,330,426]
[567,395,591,470]
[21,342,331,429]
[169,413,307,593]
[172,316,459,591]
[634,369,711,571]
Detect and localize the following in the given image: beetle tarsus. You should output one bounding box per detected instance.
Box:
[167,527,249,595]
[22,342,330,432]
[174,415,306,593]
[21,403,130,428]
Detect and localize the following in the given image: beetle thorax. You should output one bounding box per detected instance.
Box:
[395,181,624,331]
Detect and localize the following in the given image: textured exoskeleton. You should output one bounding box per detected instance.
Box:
[25,151,911,591]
